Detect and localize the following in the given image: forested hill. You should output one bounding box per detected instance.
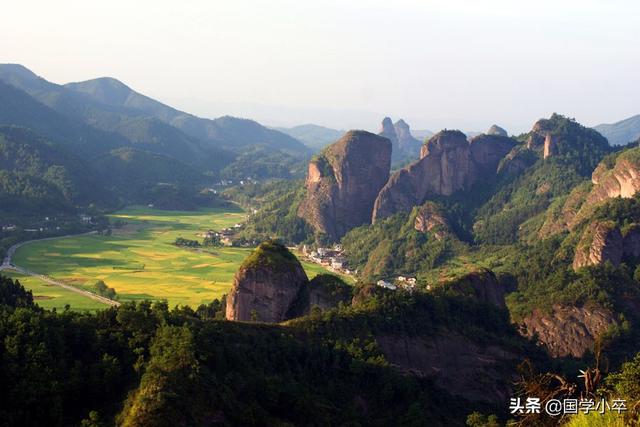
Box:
[63,74,311,157]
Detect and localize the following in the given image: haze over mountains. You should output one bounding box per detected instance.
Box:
[0,64,322,212]
[595,114,640,146]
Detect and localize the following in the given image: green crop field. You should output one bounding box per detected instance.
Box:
[3,270,109,312]
[11,205,344,308]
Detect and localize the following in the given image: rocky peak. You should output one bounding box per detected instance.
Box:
[226,240,309,322]
[298,130,392,241]
[378,117,421,161]
[543,133,557,159]
[226,242,352,323]
[419,129,468,158]
[372,129,514,221]
[393,119,414,143]
[486,124,508,137]
[469,134,517,173]
[379,117,397,141]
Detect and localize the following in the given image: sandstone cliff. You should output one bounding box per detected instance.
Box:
[226,242,352,323]
[377,333,517,403]
[539,146,640,238]
[520,305,616,358]
[287,274,352,318]
[372,130,514,221]
[572,220,640,270]
[573,221,623,270]
[413,201,450,241]
[226,240,309,322]
[297,130,392,241]
[442,269,506,308]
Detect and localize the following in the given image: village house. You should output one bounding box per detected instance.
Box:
[376,280,396,290]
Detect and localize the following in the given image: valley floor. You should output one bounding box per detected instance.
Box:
[9,205,336,309]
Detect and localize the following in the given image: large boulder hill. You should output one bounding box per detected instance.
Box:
[226,241,351,322]
[225,241,309,322]
[297,130,392,241]
[372,129,515,221]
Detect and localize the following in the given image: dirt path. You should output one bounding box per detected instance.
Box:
[0,232,120,307]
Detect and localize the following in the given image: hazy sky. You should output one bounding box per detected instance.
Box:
[3,0,639,133]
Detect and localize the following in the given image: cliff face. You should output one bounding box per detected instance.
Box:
[521,305,616,358]
[540,148,640,239]
[573,221,623,270]
[414,201,450,241]
[572,220,640,270]
[588,155,640,201]
[444,269,506,309]
[226,242,352,323]
[226,241,309,322]
[287,274,352,318]
[372,130,514,221]
[297,130,392,241]
[377,333,517,403]
[469,134,518,174]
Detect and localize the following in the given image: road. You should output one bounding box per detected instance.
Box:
[1,232,121,307]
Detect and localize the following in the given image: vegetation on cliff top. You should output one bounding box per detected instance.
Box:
[241,239,302,272]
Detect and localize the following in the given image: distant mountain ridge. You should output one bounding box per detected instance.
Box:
[275,124,345,150]
[63,74,310,157]
[594,114,640,146]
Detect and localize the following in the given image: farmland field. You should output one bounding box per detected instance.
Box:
[11,205,342,308]
[3,270,109,312]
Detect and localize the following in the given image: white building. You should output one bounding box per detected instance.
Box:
[376,280,396,290]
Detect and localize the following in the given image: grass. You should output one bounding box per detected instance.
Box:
[12,205,341,308]
[3,270,108,312]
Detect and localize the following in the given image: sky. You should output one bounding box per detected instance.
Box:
[2,0,639,133]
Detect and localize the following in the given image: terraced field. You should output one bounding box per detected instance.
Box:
[12,205,339,308]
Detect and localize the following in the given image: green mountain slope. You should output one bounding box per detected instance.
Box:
[0,80,128,158]
[64,75,311,157]
[0,125,114,211]
[0,64,235,169]
[275,124,345,150]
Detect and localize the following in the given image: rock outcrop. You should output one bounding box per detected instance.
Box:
[521,305,616,358]
[298,130,392,241]
[469,134,518,174]
[378,117,422,161]
[487,124,508,137]
[226,242,352,323]
[287,274,352,318]
[414,201,450,241]
[226,241,309,322]
[573,221,623,270]
[377,333,517,403]
[573,220,640,270]
[393,119,422,158]
[372,130,514,221]
[443,269,506,308]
